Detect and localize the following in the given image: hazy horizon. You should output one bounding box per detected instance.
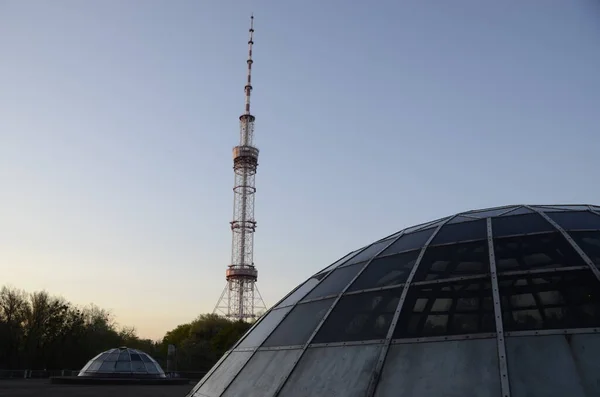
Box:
[2,0,599,339]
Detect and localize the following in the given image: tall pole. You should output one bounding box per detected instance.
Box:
[214,15,266,320]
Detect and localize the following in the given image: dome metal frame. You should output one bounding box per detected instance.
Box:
[189,204,600,397]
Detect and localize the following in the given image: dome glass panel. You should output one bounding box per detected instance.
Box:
[500,206,534,216]
[301,263,365,301]
[568,231,600,267]
[547,211,600,230]
[431,219,487,245]
[379,228,435,257]
[347,250,420,291]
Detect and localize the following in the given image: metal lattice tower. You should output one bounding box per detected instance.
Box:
[214,15,267,320]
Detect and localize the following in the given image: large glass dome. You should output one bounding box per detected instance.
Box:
[189,204,600,397]
[78,347,166,378]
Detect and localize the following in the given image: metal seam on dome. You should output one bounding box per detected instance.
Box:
[487,218,511,397]
[496,206,524,216]
[460,204,521,217]
[589,207,600,217]
[410,273,489,286]
[507,328,600,338]
[498,265,589,277]
[216,238,379,396]
[365,215,454,397]
[505,327,600,337]
[298,293,343,304]
[251,345,304,352]
[409,218,448,233]
[375,248,421,260]
[270,230,407,397]
[497,206,524,217]
[526,206,600,283]
[308,339,386,349]
[390,332,497,344]
[343,283,407,296]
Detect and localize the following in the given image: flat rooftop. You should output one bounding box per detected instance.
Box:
[0,379,195,397]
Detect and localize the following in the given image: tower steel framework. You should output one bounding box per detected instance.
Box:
[213,15,267,320]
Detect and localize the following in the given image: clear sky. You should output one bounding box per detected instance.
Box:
[1,0,599,340]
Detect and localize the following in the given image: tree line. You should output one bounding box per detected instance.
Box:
[0,285,252,372]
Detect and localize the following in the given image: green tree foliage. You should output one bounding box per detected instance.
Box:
[0,285,253,371]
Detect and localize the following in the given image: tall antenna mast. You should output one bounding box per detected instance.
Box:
[214,14,267,320]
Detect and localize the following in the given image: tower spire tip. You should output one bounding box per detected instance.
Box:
[243,13,254,115]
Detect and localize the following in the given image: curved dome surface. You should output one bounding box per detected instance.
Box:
[189,204,600,397]
[78,347,166,378]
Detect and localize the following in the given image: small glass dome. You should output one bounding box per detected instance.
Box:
[78,347,166,378]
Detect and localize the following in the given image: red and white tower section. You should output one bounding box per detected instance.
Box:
[214,15,267,320]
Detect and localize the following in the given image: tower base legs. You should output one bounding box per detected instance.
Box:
[213,279,267,320]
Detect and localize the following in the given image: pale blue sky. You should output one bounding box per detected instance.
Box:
[1,0,599,339]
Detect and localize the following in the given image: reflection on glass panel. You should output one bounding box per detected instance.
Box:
[314,251,359,276]
[413,240,489,282]
[569,231,600,267]
[547,211,600,231]
[145,363,159,373]
[379,228,435,257]
[132,360,147,372]
[88,360,102,371]
[99,361,115,372]
[500,207,534,217]
[105,352,119,361]
[130,353,142,361]
[384,231,403,240]
[276,278,320,309]
[194,351,254,397]
[222,349,303,397]
[347,250,419,291]
[313,288,403,343]
[140,353,153,363]
[115,361,132,371]
[237,306,293,348]
[431,219,487,246]
[376,339,501,397]
[262,298,335,347]
[278,345,380,397]
[492,213,555,238]
[402,220,436,235]
[394,278,495,338]
[447,216,479,224]
[498,269,600,331]
[464,207,516,218]
[494,233,585,272]
[302,263,364,301]
[97,352,109,361]
[345,239,394,266]
[117,351,129,361]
